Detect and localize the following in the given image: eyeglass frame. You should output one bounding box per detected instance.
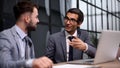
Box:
[64,16,78,23]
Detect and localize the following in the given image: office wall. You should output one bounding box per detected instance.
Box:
[31,0,63,57]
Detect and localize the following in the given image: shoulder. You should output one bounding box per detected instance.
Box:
[78,29,89,35]
[0,27,14,38]
[47,31,64,41]
[50,31,64,38]
[0,28,13,48]
[0,26,16,44]
[0,29,11,37]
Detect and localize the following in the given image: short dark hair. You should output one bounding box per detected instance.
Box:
[66,8,84,24]
[13,1,38,20]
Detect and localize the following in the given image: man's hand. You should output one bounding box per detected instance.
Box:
[69,36,87,51]
[32,56,53,68]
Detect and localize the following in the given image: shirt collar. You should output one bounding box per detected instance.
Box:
[65,30,77,38]
[15,25,27,39]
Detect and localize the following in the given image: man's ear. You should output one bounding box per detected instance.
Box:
[23,13,31,24]
[24,15,30,23]
[77,22,82,27]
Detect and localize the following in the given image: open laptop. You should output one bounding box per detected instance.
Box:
[67,30,120,65]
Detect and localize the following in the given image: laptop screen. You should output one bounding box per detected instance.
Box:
[94,30,120,64]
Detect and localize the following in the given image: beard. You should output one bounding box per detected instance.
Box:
[27,21,37,31]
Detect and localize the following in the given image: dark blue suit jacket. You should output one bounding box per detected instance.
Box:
[45,29,96,63]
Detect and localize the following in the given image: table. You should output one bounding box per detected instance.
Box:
[54,59,120,68]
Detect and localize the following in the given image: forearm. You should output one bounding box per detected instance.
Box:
[0,58,26,68]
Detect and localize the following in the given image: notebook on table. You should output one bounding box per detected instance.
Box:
[67,30,120,65]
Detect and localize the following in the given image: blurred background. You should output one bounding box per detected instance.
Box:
[0,0,120,58]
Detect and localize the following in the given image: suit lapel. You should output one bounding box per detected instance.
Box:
[77,28,81,38]
[11,26,35,59]
[74,29,83,58]
[72,29,83,59]
[10,26,22,59]
[60,31,67,61]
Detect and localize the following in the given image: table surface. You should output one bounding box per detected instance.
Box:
[54,59,120,68]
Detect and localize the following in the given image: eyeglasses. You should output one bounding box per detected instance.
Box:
[64,16,78,23]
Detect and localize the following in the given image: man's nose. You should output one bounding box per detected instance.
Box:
[38,19,40,23]
[66,20,71,24]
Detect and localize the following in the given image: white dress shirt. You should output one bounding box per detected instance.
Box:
[65,30,88,61]
[65,30,77,61]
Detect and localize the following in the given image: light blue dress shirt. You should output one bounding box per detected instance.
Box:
[15,25,34,67]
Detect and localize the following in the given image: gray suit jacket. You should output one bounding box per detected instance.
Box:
[0,26,35,68]
[45,29,96,63]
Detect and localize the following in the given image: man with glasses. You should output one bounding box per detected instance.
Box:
[45,8,96,63]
